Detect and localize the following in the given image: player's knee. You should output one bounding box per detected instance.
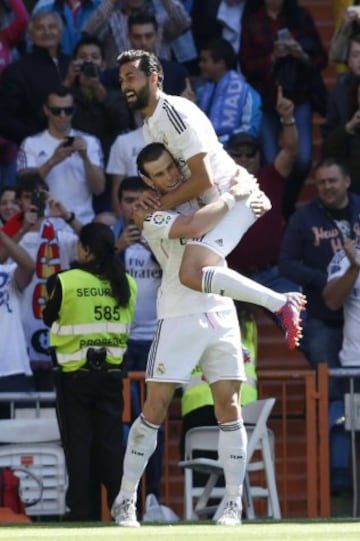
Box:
[179,264,202,291]
[214,396,240,423]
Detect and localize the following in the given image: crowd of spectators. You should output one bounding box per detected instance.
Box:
[1,0,360,515]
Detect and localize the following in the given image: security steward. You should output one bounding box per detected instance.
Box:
[43,222,137,521]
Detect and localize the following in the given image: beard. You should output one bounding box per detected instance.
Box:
[126,81,151,111]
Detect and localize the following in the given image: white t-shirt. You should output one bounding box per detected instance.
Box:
[143,92,251,200]
[17,129,104,226]
[124,242,161,341]
[0,264,32,377]
[106,127,145,176]
[142,201,234,319]
[19,221,78,362]
[327,247,360,367]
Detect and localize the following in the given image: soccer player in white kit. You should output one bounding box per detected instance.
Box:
[110,144,272,527]
[117,49,305,349]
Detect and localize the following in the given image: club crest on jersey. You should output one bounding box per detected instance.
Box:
[156,363,166,375]
[152,213,166,225]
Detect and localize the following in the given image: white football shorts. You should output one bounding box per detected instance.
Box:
[187,192,259,258]
[146,309,245,385]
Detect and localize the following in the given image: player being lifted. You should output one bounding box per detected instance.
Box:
[117,49,306,348]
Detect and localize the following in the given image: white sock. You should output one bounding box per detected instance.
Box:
[202,266,286,313]
[218,419,247,498]
[116,415,159,501]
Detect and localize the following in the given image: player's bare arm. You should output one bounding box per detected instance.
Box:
[135,182,253,240]
[159,152,214,209]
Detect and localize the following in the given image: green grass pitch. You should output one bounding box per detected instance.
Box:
[0,521,360,541]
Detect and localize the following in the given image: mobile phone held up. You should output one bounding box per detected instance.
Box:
[63,136,75,148]
[81,61,98,78]
[277,28,291,42]
[31,191,46,217]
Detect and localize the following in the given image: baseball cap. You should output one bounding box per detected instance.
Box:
[226,132,260,152]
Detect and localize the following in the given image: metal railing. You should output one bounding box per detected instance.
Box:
[0,368,332,519]
[322,365,360,517]
[258,367,330,518]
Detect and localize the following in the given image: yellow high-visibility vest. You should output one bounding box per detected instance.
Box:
[50,269,137,372]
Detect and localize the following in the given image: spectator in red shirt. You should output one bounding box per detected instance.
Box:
[239,0,328,220]
[226,85,299,295]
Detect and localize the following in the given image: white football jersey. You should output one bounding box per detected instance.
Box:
[142,201,235,319]
[143,92,250,200]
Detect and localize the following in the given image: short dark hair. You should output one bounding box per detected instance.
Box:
[73,35,104,59]
[128,11,158,32]
[117,49,164,90]
[136,142,169,177]
[201,38,236,71]
[314,157,350,178]
[0,186,16,200]
[44,85,74,105]
[118,175,149,201]
[16,170,48,198]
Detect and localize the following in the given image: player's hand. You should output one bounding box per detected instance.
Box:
[136,190,161,211]
[230,167,258,198]
[249,190,272,218]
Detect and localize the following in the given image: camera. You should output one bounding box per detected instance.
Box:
[80,62,98,78]
[31,191,46,217]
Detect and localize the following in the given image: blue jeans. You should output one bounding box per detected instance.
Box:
[299,317,343,400]
[251,265,300,294]
[260,102,313,219]
[0,158,17,190]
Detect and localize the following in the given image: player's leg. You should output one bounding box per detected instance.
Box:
[211,379,247,526]
[112,381,176,527]
[180,240,305,349]
[203,312,246,526]
[113,316,210,527]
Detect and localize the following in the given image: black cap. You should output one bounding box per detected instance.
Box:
[226,132,259,151]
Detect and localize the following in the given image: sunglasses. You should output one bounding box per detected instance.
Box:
[48,106,75,116]
[228,148,258,158]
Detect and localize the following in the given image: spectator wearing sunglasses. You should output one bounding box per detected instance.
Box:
[226,85,300,295]
[17,86,105,228]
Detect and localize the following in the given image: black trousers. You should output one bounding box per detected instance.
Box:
[55,369,124,521]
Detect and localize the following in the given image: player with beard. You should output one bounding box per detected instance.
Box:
[116,49,305,349]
